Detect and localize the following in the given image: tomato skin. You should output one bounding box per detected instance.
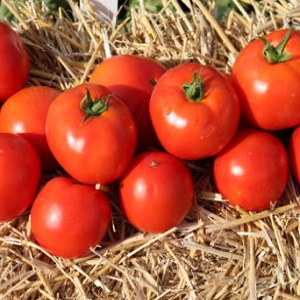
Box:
[232,29,300,130]
[0,86,60,171]
[30,177,111,258]
[0,22,30,101]
[149,62,240,160]
[213,128,289,211]
[0,133,41,222]
[289,125,300,183]
[89,54,167,151]
[46,83,137,185]
[119,151,194,233]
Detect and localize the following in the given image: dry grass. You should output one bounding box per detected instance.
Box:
[1,0,300,299]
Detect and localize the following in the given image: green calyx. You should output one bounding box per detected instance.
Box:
[261,27,293,64]
[183,72,205,102]
[80,89,111,125]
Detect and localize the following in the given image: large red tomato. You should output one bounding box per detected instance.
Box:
[119,151,194,233]
[213,128,289,211]
[232,28,300,130]
[89,54,167,151]
[0,22,30,101]
[0,86,60,171]
[30,176,112,258]
[149,62,240,160]
[289,125,300,183]
[0,133,41,222]
[46,83,137,185]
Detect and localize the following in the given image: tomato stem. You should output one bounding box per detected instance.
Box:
[183,72,204,102]
[80,89,111,125]
[261,27,293,64]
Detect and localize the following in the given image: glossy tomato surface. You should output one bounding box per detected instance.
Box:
[89,54,167,151]
[289,125,300,183]
[30,176,111,258]
[0,133,41,222]
[213,128,289,211]
[149,62,240,160]
[119,151,194,233]
[232,28,300,130]
[0,22,30,101]
[46,83,137,185]
[0,86,60,171]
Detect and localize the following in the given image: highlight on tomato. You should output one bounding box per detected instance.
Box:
[213,128,289,211]
[232,27,300,130]
[149,62,240,160]
[0,86,61,171]
[119,150,194,233]
[30,176,112,258]
[46,82,137,185]
[89,54,167,151]
[0,22,30,101]
[0,133,41,222]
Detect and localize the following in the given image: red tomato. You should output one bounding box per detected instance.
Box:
[0,86,60,171]
[89,54,167,151]
[232,28,300,130]
[0,22,30,101]
[0,133,41,222]
[30,176,111,258]
[149,62,240,160]
[213,128,289,211]
[46,83,137,185]
[289,125,300,183]
[119,151,194,233]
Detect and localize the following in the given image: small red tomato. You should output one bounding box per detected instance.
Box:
[30,176,112,258]
[213,128,289,211]
[0,86,61,171]
[149,62,240,160]
[89,54,167,151]
[0,22,30,101]
[232,28,300,130]
[119,151,194,233]
[289,125,300,183]
[0,133,41,222]
[46,83,137,185]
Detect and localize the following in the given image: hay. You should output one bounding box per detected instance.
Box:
[1,0,300,299]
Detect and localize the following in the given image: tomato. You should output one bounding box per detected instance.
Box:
[30,176,111,258]
[213,128,289,211]
[149,62,240,160]
[232,28,300,130]
[0,86,60,171]
[0,22,30,102]
[0,133,40,222]
[46,83,137,185]
[89,54,167,151]
[289,125,300,183]
[119,151,194,233]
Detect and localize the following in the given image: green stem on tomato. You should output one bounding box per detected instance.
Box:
[80,89,111,125]
[183,72,205,102]
[261,27,293,64]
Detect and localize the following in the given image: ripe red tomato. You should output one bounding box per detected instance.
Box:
[30,176,111,258]
[46,83,137,185]
[232,28,300,130]
[0,86,60,171]
[119,151,194,233]
[289,125,300,183]
[0,22,30,101]
[213,128,289,211]
[149,62,240,160]
[0,133,41,222]
[89,54,167,151]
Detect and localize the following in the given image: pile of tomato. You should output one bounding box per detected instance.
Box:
[1,21,300,258]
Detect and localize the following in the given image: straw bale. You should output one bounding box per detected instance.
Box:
[1,0,300,299]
